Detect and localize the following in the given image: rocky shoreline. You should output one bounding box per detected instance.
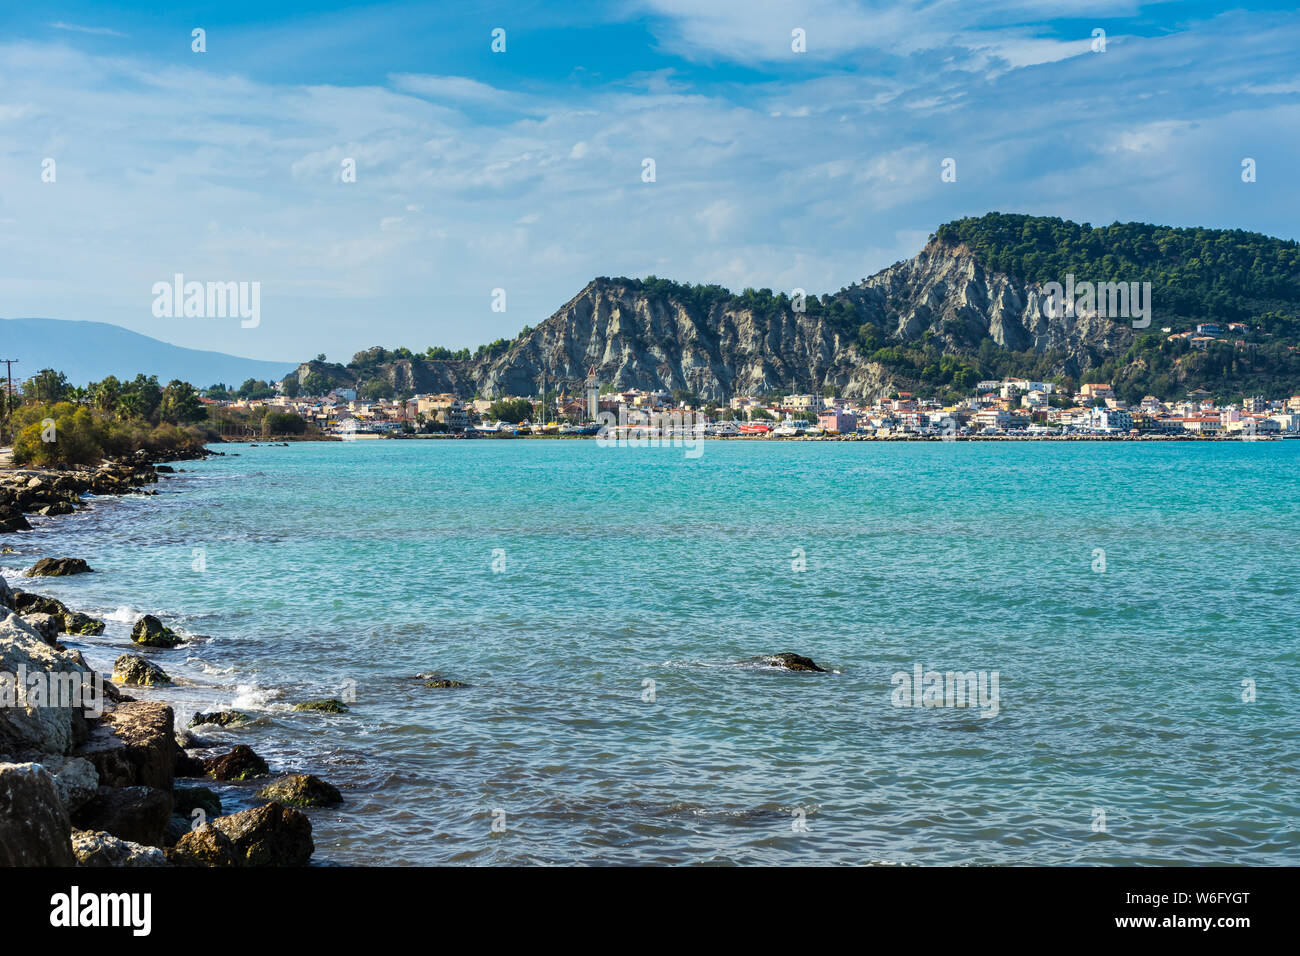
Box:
[1,451,339,867]
[1,446,837,869]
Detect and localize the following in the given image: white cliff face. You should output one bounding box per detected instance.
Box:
[294,239,1135,402]
[844,239,1133,360]
[468,239,1133,401]
[474,279,860,401]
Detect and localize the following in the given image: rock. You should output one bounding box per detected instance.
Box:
[174,730,215,749]
[164,814,190,846]
[764,652,828,673]
[216,802,314,866]
[0,612,93,756]
[0,761,76,865]
[0,508,32,533]
[188,710,250,728]
[256,774,343,808]
[102,681,134,705]
[175,749,208,778]
[131,614,182,648]
[168,822,239,866]
[21,612,60,644]
[292,698,349,713]
[72,785,173,847]
[40,755,100,813]
[10,591,68,617]
[74,700,176,790]
[174,785,223,819]
[72,829,170,867]
[204,745,270,781]
[0,576,12,611]
[415,672,469,688]
[25,557,94,577]
[113,653,172,687]
[61,610,106,636]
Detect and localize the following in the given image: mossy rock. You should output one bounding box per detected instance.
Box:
[256,774,343,808]
[413,672,469,689]
[62,611,106,636]
[11,591,69,617]
[292,698,349,714]
[203,745,270,782]
[25,557,94,577]
[113,653,172,687]
[131,614,182,648]
[188,710,251,729]
[763,652,828,673]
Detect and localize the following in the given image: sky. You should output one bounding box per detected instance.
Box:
[1,1,1298,363]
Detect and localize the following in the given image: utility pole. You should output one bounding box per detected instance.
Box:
[1,359,16,438]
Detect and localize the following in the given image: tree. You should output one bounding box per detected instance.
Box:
[358,377,395,401]
[488,398,533,423]
[91,376,122,413]
[119,374,163,421]
[301,372,331,396]
[158,380,207,424]
[262,411,306,437]
[236,379,275,401]
[25,369,72,405]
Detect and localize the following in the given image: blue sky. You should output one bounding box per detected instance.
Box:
[2,1,1298,363]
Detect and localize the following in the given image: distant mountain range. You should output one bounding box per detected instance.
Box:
[286,213,1300,405]
[0,317,293,387]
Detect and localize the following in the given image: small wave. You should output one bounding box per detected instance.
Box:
[232,682,282,710]
[103,605,145,623]
[195,660,237,678]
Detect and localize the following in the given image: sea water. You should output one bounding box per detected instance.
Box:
[4,439,1297,865]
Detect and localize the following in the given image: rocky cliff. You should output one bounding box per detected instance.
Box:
[289,237,1150,402]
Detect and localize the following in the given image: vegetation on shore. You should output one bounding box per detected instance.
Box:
[2,369,207,467]
[1,367,330,467]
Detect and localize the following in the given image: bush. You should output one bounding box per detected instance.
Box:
[12,404,106,467]
[10,402,211,467]
[262,412,307,437]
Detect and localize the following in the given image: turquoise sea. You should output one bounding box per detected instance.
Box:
[4,439,1298,865]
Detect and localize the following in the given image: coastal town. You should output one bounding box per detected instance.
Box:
[206,377,1300,440]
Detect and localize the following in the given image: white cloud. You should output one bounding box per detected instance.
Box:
[50,22,128,38]
[0,7,1296,362]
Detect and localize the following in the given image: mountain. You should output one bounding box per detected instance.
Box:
[0,317,294,387]
[286,214,1300,405]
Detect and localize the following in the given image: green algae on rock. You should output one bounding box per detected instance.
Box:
[292,698,349,713]
[113,654,172,687]
[131,614,183,649]
[256,773,343,808]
